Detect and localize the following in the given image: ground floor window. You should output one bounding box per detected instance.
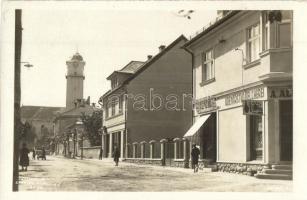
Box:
[250,115,263,160]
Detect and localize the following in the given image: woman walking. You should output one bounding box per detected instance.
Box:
[19,143,30,171]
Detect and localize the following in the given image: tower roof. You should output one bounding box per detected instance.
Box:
[71,52,83,61]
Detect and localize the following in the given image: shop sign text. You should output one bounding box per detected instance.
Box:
[225,87,264,106]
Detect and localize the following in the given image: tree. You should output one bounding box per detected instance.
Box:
[20,121,37,148]
[81,110,102,146]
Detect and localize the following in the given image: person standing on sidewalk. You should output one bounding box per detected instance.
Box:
[112,145,120,166]
[32,148,36,160]
[191,144,200,173]
[19,143,30,171]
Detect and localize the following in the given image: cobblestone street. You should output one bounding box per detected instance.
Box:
[18,156,292,192]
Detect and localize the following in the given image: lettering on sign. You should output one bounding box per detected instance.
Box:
[269,88,292,99]
[195,96,217,113]
[225,87,264,106]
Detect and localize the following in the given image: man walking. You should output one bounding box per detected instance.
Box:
[113,145,120,166]
[191,144,200,173]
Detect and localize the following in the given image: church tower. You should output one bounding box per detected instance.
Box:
[65,52,85,109]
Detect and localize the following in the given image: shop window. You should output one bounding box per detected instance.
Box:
[250,115,263,160]
[201,49,214,82]
[247,23,260,62]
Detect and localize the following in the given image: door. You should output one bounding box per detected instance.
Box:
[201,113,217,162]
[280,100,293,161]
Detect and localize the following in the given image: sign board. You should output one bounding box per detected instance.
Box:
[242,100,263,115]
[225,87,264,106]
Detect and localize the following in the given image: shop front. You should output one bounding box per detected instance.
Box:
[185,84,292,169]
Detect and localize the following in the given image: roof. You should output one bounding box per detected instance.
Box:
[106,61,144,80]
[55,104,100,120]
[70,52,83,61]
[102,35,188,99]
[21,106,64,121]
[183,11,240,48]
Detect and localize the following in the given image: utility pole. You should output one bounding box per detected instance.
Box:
[13,9,22,191]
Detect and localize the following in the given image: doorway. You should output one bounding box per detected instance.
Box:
[280,100,293,161]
[200,113,217,162]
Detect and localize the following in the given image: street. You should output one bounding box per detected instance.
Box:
[18,156,292,192]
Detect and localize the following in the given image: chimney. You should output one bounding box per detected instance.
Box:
[147,55,153,60]
[158,45,165,52]
[217,10,230,18]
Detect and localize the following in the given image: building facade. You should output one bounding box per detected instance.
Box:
[101,35,193,160]
[183,11,292,168]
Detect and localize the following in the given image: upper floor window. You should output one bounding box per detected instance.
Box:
[111,77,118,89]
[119,95,124,113]
[247,23,260,62]
[277,11,292,48]
[201,49,214,82]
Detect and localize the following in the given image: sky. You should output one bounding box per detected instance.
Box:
[20,8,217,107]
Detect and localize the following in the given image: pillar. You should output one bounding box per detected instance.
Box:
[140,141,146,158]
[173,138,180,160]
[183,138,189,168]
[103,134,107,158]
[149,140,156,159]
[109,133,113,158]
[120,130,124,159]
[160,139,167,166]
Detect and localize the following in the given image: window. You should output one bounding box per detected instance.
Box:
[111,77,118,89]
[247,23,260,62]
[262,13,270,51]
[201,49,214,82]
[250,115,263,160]
[119,95,124,113]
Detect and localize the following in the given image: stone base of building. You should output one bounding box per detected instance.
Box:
[124,158,163,166]
[216,162,270,176]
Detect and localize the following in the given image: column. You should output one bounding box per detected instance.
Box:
[149,140,156,159]
[183,138,189,168]
[109,133,113,158]
[160,139,167,166]
[120,130,124,159]
[140,141,146,158]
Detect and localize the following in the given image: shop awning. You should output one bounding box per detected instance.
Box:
[184,114,211,137]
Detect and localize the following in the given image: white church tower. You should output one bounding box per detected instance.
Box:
[65,52,85,109]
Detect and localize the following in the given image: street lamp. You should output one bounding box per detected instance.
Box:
[20,61,33,68]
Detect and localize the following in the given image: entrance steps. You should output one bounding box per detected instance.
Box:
[255,164,292,180]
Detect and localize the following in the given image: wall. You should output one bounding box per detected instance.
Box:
[80,146,101,159]
[126,39,192,143]
[218,107,247,162]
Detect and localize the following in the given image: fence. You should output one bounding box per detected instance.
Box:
[124,138,190,168]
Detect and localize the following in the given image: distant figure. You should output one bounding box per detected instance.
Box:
[99,148,103,160]
[112,146,120,166]
[42,147,46,160]
[191,144,200,173]
[32,148,36,160]
[19,143,30,171]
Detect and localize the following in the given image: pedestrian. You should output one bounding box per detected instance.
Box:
[191,144,200,173]
[99,148,103,160]
[112,145,120,166]
[32,148,36,160]
[42,147,46,160]
[19,143,30,171]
